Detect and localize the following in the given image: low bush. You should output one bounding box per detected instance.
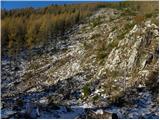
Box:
[82,84,91,97]
[145,13,153,18]
[92,95,100,101]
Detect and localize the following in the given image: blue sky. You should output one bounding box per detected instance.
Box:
[1,1,122,10]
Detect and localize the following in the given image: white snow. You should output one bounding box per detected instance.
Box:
[27,88,37,92]
[72,103,94,109]
[39,99,48,104]
[138,84,144,88]
[95,89,100,94]
[95,109,104,115]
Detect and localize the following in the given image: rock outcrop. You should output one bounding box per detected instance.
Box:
[1,8,159,119]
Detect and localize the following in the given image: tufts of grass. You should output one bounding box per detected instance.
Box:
[151,18,159,26]
[83,41,92,50]
[117,31,127,40]
[117,22,135,40]
[111,26,117,32]
[102,69,124,103]
[96,40,119,64]
[89,16,102,28]
[109,17,116,22]
[90,33,101,39]
[105,69,122,78]
[108,40,119,49]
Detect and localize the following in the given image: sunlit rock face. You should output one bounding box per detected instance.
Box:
[1,5,159,119]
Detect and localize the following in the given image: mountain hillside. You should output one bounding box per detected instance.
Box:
[1,2,159,119]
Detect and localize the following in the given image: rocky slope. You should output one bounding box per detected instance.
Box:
[1,8,159,119]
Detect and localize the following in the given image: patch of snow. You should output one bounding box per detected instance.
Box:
[27,88,37,92]
[95,109,103,115]
[138,84,144,88]
[59,107,84,119]
[145,21,152,28]
[73,103,94,109]
[39,98,48,104]
[43,80,52,86]
[95,89,100,94]
[114,79,118,82]
[1,109,16,118]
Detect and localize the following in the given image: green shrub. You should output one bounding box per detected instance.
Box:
[145,13,153,18]
[82,84,91,97]
[92,95,100,101]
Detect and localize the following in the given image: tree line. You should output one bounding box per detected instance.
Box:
[2,2,108,59]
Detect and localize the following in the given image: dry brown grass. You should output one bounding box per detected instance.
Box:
[133,15,145,25]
